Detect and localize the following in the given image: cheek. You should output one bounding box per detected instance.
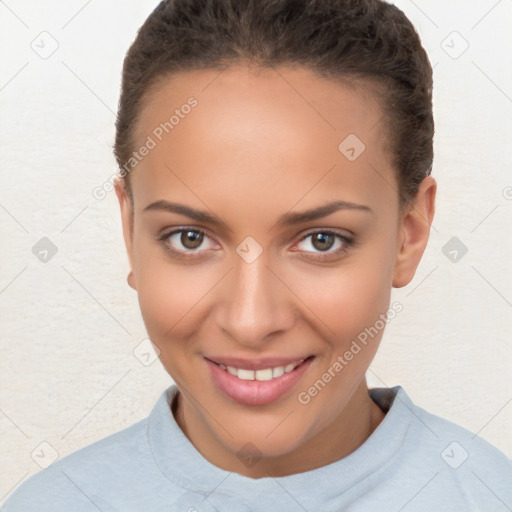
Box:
[289,253,394,427]
[288,254,394,342]
[133,246,214,357]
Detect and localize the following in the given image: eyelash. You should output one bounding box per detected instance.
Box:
[157,227,354,262]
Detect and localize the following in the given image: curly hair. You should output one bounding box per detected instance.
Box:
[113,0,434,206]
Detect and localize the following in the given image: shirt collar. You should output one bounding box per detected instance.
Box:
[147,383,413,509]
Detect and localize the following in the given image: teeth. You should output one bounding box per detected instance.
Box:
[255,368,273,381]
[237,369,255,380]
[272,366,284,378]
[220,359,305,381]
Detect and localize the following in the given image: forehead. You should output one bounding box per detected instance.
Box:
[130,65,396,215]
[136,65,384,142]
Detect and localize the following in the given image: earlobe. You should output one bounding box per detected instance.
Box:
[127,270,136,290]
[392,176,436,288]
[114,177,137,291]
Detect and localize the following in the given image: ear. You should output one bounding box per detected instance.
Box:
[114,177,137,290]
[393,176,436,288]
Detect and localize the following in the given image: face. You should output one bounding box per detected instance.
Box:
[115,65,435,476]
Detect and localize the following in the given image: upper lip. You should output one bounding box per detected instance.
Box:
[205,355,313,370]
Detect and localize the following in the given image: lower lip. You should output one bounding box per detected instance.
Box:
[206,357,314,406]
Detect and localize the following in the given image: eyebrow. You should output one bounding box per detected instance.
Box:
[274,200,373,227]
[142,199,373,228]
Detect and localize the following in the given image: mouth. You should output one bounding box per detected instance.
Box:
[207,356,314,381]
[205,355,315,405]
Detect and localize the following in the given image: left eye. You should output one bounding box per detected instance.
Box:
[161,229,217,253]
[296,231,351,254]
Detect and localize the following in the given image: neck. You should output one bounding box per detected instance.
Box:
[172,377,386,478]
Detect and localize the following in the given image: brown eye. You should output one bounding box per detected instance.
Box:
[311,232,335,251]
[181,230,203,249]
[160,228,218,257]
[294,230,353,261]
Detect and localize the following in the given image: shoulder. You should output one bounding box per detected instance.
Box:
[2,418,151,512]
[384,386,512,510]
[1,385,184,512]
[407,389,511,466]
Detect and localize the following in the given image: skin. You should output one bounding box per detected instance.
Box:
[114,65,436,478]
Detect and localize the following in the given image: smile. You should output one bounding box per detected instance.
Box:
[205,355,315,405]
[216,360,306,381]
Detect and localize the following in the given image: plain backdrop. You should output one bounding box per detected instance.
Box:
[1,0,511,504]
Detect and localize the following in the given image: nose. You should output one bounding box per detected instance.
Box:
[214,252,296,348]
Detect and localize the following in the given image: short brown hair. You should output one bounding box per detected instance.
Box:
[113,0,434,206]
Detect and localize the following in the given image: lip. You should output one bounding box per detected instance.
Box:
[206,355,315,406]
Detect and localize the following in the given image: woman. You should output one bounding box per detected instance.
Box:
[4,0,511,510]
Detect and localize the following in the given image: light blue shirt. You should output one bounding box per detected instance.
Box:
[3,385,511,511]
